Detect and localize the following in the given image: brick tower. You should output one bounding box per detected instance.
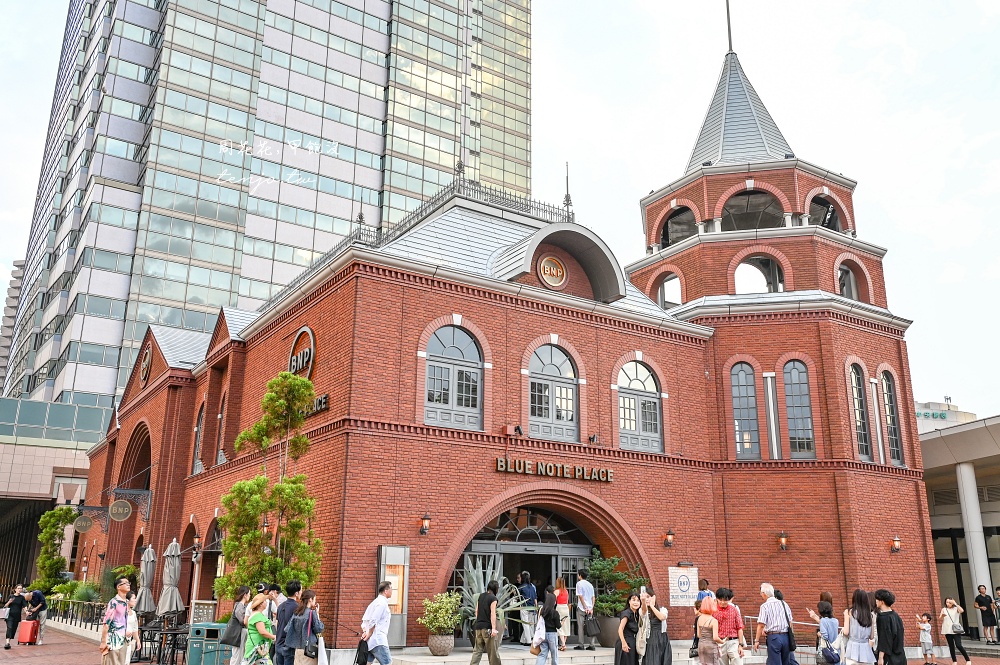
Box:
[626,49,935,599]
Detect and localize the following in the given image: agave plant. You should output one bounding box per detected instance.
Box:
[458,556,527,636]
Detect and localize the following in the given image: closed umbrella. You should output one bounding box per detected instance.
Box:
[135,545,156,616]
[156,539,185,617]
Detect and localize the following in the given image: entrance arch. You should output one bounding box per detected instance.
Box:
[435,481,653,595]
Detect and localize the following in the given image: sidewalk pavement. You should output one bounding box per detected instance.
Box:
[0,625,102,664]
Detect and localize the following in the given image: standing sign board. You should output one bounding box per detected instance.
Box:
[668,567,699,606]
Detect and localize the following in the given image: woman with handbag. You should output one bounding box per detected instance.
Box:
[228,587,251,665]
[285,590,325,664]
[939,598,971,665]
[533,586,560,665]
[815,601,839,665]
[245,593,276,665]
[642,589,671,665]
[3,584,26,650]
[554,578,570,651]
[842,589,875,665]
[615,593,642,665]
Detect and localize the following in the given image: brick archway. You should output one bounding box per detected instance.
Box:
[726,244,796,294]
[712,181,793,219]
[802,187,854,231]
[433,481,654,593]
[832,252,873,304]
[650,198,703,246]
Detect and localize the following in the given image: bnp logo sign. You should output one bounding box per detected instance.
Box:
[288,326,316,379]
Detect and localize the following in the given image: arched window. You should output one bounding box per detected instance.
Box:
[839,265,860,300]
[215,395,227,466]
[850,364,872,461]
[731,362,760,459]
[528,344,578,443]
[881,372,904,466]
[192,404,205,474]
[424,325,483,431]
[657,273,682,308]
[783,361,815,458]
[735,256,785,294]
[661,207,697,247]
[722,191,784,232]
[617,361,662,453]
[809,195,841,232]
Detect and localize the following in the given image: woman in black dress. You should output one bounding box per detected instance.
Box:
[615,592,642,665]
[643,588,672,665]
[3,584,26,649]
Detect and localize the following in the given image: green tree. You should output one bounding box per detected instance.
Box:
[586,548,649,616]
[28,506,77,593]
[213,474,322,600]
[234,371,315,479]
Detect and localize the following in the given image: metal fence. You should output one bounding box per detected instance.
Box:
[47,598,105,632]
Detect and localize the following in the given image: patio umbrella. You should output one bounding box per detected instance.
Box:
[135,545,157,616]
[156,539,185,616]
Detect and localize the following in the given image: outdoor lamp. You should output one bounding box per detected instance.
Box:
[663,529,675,548]
[777,531,789,551]
[193,533,202,550]
[419,512,431,535]
[890,535,901,553]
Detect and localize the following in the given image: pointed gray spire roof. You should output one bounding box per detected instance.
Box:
[685,52,793,174]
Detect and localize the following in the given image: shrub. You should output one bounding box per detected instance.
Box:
[418,591,463,635]
[73,583,101,602]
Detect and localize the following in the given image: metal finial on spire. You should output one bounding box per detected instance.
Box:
[725,0,733,52]
[455,159,464,176]
[563,162,572,209]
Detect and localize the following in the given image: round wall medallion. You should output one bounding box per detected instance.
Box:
[109,500,133,522]
[139,345,152,386]
[73,515,94,533]
[288,326,316,379]
[537,254,568,290]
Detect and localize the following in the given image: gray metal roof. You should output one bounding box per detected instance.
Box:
[686,52,794,174]
[149,326,212,369]
[220,307,259,341]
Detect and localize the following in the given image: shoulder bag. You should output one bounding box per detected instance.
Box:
[305,610,320,659]
[584,614,601,637]
[689,616,700,660]
[782,601,797,652]
[636,611,649,657]
[820,632,841,664]
[947,609,964,635]
[220,611,244,647]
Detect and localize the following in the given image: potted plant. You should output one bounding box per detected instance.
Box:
[459,556,527,644]
[418,591,464,656]
[586,548,649,648]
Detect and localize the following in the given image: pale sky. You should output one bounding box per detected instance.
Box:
[2,1,998,416]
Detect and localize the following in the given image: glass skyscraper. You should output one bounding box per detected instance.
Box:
[3,0,531,406]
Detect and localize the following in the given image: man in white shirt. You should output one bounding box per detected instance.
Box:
[574,569,597,650]
[362,581,394,665]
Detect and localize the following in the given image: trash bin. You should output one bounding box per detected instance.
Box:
[187,622,233,665]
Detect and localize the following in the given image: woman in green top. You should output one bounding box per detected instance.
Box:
[244,593,276,664]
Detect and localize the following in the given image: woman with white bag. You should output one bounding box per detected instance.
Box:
[532,586,560,665]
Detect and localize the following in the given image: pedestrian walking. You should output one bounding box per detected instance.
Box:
[842,589,876,665]
[229,586,252,665]
[808,593,836,646]
[362,581,394,665]
[125,591,141,663]
[939,598,971,665]
[698,580,715,602]
[753,584,794,665]
[715,588,745,665]
[696,597,723,665]
[285,589,324,664]
[615,592,642,665]
[814,602,839,665]
[25,587,47,645]
[554,578,571,651]
[642,588,672,665]
[916,613,937,665]
[535,586,560,665]
[520,572,539,646]
[3,584,25,650]
[275,579,303,665]
[574,569,596,650]
[973,586,997,645]
[245,593,277,665]
[470,579,501,665]
[873,590,905,665]
[98,577,132,665]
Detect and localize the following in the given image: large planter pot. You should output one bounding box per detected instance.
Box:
[428,633,456,656]
[598,615,620,648]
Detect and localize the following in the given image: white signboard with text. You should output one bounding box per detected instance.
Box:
[668,566,699,606]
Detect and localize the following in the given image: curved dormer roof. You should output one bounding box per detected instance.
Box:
[491,222,627,303]
[686,52,794,174]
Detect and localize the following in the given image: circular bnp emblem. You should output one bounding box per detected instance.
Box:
[537,254,568,290]
[677,575,691,593]
[139,345,152,386]
[74,515,94,533]
[288,326,316,379]
[109,500,133,522]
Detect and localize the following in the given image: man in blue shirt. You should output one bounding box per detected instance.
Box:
[518,572,537,646]
[25,589,47,645]
[273,579,302,665]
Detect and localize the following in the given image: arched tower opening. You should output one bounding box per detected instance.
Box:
[661,207,698,248]
[722,190,784,232]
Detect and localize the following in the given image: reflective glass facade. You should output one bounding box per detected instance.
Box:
[4,0,531,404]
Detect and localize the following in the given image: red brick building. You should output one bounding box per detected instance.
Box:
[82,51,938,647]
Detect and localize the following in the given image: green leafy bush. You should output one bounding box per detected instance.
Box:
[73,582,101,602]
[587,548,649,617]
[418,591,463,635]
